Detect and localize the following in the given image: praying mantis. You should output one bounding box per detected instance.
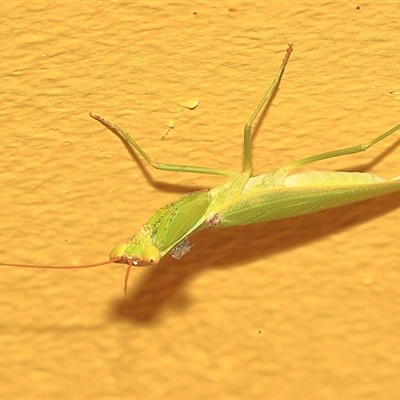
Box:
[2,44,400,292]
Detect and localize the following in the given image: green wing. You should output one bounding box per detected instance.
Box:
[216,172,400,228]
[152,191,211,256]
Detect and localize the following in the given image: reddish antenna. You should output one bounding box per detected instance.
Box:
[0,260,115,269]
[0,258,138,293]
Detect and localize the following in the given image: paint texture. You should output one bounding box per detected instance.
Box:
[1,2,400,398]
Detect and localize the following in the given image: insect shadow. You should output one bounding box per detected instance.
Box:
[341,137,400,173]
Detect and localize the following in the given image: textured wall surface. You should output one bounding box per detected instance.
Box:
[1,2,400,398]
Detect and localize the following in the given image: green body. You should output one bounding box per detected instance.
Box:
[113,168,400,268]
[89,44,400,273]
[208,170,400,228]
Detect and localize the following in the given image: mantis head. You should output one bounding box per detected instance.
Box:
[109,242,161,267]
[109,230,161,294]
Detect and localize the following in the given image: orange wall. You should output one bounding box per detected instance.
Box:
[1,2,400,398]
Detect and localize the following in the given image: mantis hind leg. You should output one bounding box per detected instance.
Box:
[284,123,400,172]
[89,113,234,177]
[243,44,293,173]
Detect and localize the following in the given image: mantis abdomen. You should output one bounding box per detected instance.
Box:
[213,173,400,228]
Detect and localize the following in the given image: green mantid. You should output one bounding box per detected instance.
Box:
[2,44,400,293]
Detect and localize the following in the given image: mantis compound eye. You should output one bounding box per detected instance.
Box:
[141,245,160,266]
[109,243,127,262]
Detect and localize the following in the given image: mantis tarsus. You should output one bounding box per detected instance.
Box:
[2,44,400,293]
